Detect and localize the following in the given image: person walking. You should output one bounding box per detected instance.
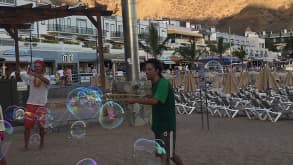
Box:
[65,67,72,85]
[127,59,184,165]
[20,60,50,150]
[0,105,7,165]
[57,67,64,86]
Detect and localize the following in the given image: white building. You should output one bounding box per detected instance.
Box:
[1,0,175,44]
[205,27,277,61]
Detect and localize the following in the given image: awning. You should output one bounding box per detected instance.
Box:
[0,55,43,63]
[162,60,176,65]
[167,29,203,38]
[3,49,31,56]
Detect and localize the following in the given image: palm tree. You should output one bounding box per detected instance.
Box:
[139,23,169,59]
[232,46,246,71]
[173,40,205,70]
[207,37,230,63]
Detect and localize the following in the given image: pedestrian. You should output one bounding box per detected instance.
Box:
[0,105,7,165]
[65,67,72,85]
[20,60,50,150]
[126,59,184,165]
[57,67,64,86]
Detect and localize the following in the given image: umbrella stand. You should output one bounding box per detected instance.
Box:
[205,84,210,130]
[199,89,204,129]
[198,64,210,130]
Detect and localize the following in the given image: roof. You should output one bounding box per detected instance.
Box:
[3,49,31,56]
[0,3,113,29]
[167,29,203,38]
[0,55,43,63]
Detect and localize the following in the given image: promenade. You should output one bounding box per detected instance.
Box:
[6,112,293,165]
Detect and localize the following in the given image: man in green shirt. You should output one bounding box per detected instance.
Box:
[127,59,184,165]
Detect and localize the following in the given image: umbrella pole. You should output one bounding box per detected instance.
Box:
[200,89,204,129]
[205,87,210,130]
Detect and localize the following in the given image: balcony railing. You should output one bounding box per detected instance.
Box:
[47,24,97,36]
[110,31,123,38]
[0,0,15,5]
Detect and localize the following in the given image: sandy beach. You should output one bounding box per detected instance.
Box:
[5,109,293,165]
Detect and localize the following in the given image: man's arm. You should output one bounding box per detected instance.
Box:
[127,97,159,105]
[33,74,50,85]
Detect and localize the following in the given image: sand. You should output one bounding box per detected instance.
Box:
[5,112,293,165]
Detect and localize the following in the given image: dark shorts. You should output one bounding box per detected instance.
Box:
[155,131,176,159]
[24,104,47,129]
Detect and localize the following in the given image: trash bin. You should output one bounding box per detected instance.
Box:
[0,78,17,112]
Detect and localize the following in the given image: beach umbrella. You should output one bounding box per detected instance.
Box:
[184,74,196,93]
[223,72,239,94]
[168,78,178,89]
[273,71,281,83]
[249,71,258,85]
[284,71,293,86]
[239,71,250,88]
[255,66,278,91]
[178,72,184,84]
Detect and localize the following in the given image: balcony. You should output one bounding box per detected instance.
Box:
[47,24,97,36]
[110,31,123,38]
[0,0,15,6]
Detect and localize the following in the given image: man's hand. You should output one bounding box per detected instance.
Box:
[27,68,33,75]
[0,131,5,141]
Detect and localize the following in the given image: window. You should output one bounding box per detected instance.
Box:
[77,19,87,34]
[105,23,109,31]
[110,24,115,32]
[0,0,15,4]
[67,18,71,26]
[118,25,122,32]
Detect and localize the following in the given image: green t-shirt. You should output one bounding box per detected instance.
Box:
[152,77,176,134]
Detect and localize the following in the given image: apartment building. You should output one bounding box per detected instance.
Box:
[201,27,278,61]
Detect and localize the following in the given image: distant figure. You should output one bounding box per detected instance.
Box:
[57,67,64,86]
[92,66,97,77]
[65,67,72,85]
[0,105,7,165]
[20,60,50,150]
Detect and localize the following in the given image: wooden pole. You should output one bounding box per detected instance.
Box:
[96,15,106,91]
[14,27,20,80]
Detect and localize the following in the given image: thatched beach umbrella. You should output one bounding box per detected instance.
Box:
[255,66,278,91]
[223,72,239,94]
[169,55,183,63]
[184,74,196,93]
[273,71,281,83]
[239,71,250,88]
[169,78,178,89]
[284,71,293,86]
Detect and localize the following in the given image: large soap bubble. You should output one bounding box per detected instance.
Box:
[133,138,166,165]
[66,87,103,120]
[98,101,125,129]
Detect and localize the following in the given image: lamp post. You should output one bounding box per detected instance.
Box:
[29,29,33,68]
[121,0,140,81]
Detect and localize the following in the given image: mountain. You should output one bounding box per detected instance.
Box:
[216,5,293,35]
[94,0,293,34]
[51,0,293,34]
[95,0,293,20]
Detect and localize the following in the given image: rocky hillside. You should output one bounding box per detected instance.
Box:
[216,4,293,35]
[50,0,293,34]
[94,0,292,19]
